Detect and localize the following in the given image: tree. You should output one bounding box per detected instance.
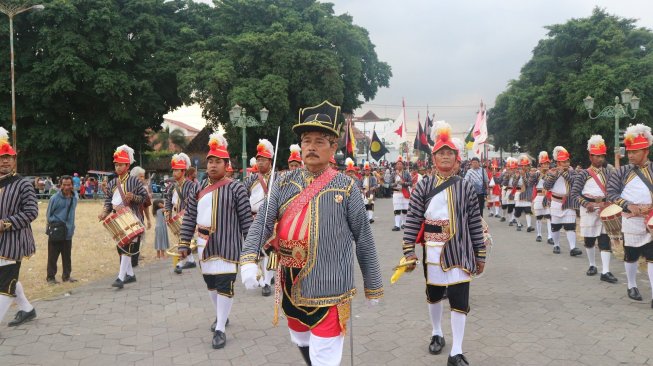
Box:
[177,0,391,165]
[149,127,188,152]
[488,8,653,165]
[0,0,202,173]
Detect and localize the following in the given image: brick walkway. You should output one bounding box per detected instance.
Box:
[2,198,653,365]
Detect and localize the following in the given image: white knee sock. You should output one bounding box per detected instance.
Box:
[586,247,596,267]
[14,282,33,312]
[536,220,542,236]
[118,255,130,281]
[600,252,611,274]
[209,290,217,309]
[495,206,500,216]
[401,213,407,225]
[289,329,310,347]
[566,231,577,250]
[367,210,373,220]
[510,213,515,222]
[450,311,466,356]
[648,263,653,299]
[428,302,443,336]
[394,215,401,227]
[0,295,12,324]
[215,295,233,332]
[625,262,638,289]
[551,231,561,247]
[126,257,135,276]
[546,220,553,239]
[526,215,532,227]
[187,253,196,263]
[309,333,344,366]
[502,209,507,218]
[262,257,274,286]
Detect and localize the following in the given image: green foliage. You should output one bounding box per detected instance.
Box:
[177,0,391,165]
[488,8,653,165]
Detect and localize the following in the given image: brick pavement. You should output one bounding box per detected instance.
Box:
[2,198,653,365]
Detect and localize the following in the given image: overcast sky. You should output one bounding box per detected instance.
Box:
[327,0,653,132]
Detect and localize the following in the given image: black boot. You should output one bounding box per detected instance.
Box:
[299,346,311,365]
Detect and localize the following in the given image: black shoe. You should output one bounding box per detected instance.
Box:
[124,275,136,284]
[553,246,561,254]
[600,272,618,283]
[62,277,78,283]
[500,217,506,222]
[369,219,375,223]
[271,277,275,285]
[401,225,405,229]
[111,278,124,289]
[527,227,535,232]
[488,213,494,217]
[547,238,554,245]
[516,225,522,231]
[508,221,514,227]
[262,284,272,297]
[570,248,583,256]
[428,335,446,355]
[298,346,311,365]
[212,330,226,349]
[536,235,542,242]
[628,287,643,301]
[174,266,183,274]
[46,277,59,285]
[447,353,469,366]
[651,300,653,309]
[586,266,597,276]
[8,308,36,327]
[392,226,400,231]
[210,318,217,332]
[182,261,197,269]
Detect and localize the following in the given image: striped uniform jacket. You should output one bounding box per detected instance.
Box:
[164,179,199,213]
[543,168,578,210]
[500,172,514,191]
[391,170,412,191]
[103,176,149,223]
[180,179,252,262]
[243,172,271,194]
[606,162,653,211]
[513,171,534,203]
[403,175,486,273]
[571,166,612,209]
[240,168,383,306]
[0,174,38,260]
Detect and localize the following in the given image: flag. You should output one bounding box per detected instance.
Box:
[425,113,434,145]
[344,115,357,158]
[472,101,488,156]
[413,118,430,154]
[386,98,407,144]
[370,130,389,161]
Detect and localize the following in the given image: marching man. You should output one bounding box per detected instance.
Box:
[403,121,486,366]
[501,157,518,225]
[362,162,379,223]
[529,152,554,244]
[0,128,38,328]
[165,153,198,274]
[178,133,253,348]
[240,100,383,366]
[543,146,582,256]
[98,145,149,289]
[488,160,502,218]
[571,135,618,283]
[607,124,653,306]
[392,156,412,231]
[513,155,535,232]
[288,144,303,171]
[244,139,275,297]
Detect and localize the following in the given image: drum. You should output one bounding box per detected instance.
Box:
[599,204,623,240]
[102,207,145,246]
[166,209,185,238]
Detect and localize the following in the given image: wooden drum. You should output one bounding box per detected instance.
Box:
[102,207,145,246]
[599,204,623,240]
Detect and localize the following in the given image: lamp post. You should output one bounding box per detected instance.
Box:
[583,88,640,169]
[229,104,269,176]
[0,3,44,167]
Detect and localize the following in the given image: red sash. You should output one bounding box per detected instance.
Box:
[257,174,269,194]
[586,168,606,195]
[197,178,232,201]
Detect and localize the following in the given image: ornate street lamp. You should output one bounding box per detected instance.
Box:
[229,104,269,176]
[583,88,640,169]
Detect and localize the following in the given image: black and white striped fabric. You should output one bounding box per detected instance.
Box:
[513,172,535,203]
[243,172,270,193]
[103,176,149,222]
[403,175,486,274]
[571,167,612,208]
[180,179,252,262]
[607,162,653,210]
[240,168,384,306]
[0,174,38,260]
[463,167,487,195]
[164,179,199,213]
[543,168,578,210]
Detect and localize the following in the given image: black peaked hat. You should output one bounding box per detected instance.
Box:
[293,100,342,138]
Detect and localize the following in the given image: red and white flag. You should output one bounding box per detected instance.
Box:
[386,98,407,144]
[472,101,488,156]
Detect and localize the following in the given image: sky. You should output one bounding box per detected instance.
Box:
[179,0,653,134]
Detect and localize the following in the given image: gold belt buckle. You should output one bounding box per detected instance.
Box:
[292,247,306,262]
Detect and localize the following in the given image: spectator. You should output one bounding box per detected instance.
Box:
[72,173,81,196]
[45,175,78,283]
[84,178,95,199]
[463,157,489,217]
[152,199,169,259]
[44,177,53,197]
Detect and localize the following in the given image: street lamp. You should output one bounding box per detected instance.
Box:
[0,3,44,167]
[229,104,269,176]
[583,88,640,169]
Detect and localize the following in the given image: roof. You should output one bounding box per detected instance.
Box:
[164,118,201,134]
[354,110,383,121]
[185,127,212,153]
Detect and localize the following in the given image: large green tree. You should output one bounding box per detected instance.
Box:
[488,8,653,165]
[177,0,391,166]
[0,0,203,173]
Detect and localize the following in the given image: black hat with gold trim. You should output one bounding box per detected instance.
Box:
[293,100,342,138]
